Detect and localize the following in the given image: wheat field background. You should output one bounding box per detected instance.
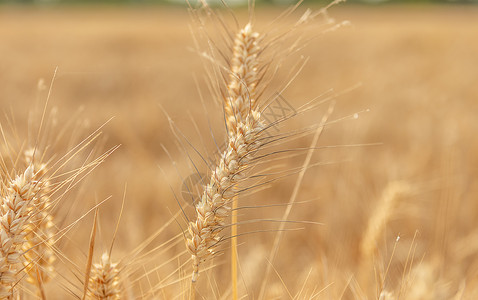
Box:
[0,3,477,299]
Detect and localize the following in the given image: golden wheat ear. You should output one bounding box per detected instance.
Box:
[89,252,122,300]
[225,22,261,134]
[0,165,39,298]
[186,110,266,282]
[22,149,56,296]
[87,189,126,300]
[184,2,346,288]
[184,16,268,287]
[360,181,410,260]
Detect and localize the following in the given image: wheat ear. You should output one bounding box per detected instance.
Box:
[379,290,395,300]
[360,181,410,259]
[225,23,261,299]
[0,165,38,298]
[22,149,56,290]
[186,109,265,283]
[89,252,122,300]
[225,23,260,134]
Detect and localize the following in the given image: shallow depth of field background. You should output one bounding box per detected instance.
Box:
[1,2,478,299]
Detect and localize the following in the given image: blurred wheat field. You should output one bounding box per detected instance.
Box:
[1,3,478,299]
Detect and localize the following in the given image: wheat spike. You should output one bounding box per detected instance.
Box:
[225,23,261,299]
[225,23,260,134]
[379,290,395,300]
[89,252,122,300]
[186,22,265,284]
[360,181,410,259]
[186,110,265,282]
[0,165,38,298]
[22,149,56,289]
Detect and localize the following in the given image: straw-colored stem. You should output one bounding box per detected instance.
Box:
[189,281,196,300]
[231,195,238,300]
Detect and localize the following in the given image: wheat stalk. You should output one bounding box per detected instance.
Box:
[225,23,262,299]
[186,21,265,286]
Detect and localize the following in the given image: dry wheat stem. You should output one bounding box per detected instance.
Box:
[82,209,98,300]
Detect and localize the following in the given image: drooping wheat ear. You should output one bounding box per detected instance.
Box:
[186,110,265,282]
[0,165,38,298]
[225,23,260,133]
[22,149,56,289]
[89,252,122,300]
[360,181,410,259]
